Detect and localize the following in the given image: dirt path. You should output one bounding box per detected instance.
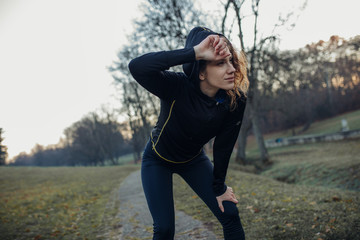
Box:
[116,170,219,239]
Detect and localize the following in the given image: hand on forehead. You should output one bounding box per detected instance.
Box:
[215,37,230,58]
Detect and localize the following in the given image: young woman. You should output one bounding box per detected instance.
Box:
[128,26,249,240]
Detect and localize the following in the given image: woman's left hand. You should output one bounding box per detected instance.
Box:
[216,186,238,213]
[194,34,230,61]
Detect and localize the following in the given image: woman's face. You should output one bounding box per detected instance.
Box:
[199,49,236,97]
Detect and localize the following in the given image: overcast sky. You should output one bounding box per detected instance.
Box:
[0,0,359,161]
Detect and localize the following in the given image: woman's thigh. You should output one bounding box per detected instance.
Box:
[176,156,238,219]
[176,156,221,214]
[141,148,175,228]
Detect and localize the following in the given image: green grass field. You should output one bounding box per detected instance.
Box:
[0,165,139,240]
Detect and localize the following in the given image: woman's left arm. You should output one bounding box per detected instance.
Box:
[212,97,247,197]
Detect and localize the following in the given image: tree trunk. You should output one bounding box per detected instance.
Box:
[298,87,314,134]
[324,70,335,116]
[235,112,251,165]
[249,102,270,165]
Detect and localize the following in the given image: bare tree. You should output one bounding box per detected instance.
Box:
[109,0,312,166]
[109,0,206,159]
[0,128,8,165]
[221,0,307,165]
[64,112,126,166]
[247,35,360,136]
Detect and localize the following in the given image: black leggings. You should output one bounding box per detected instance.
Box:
[141,141,245,240]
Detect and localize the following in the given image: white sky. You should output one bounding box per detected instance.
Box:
[0,0,359,161]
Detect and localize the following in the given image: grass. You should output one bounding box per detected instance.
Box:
[241,109,360,192]
[117,153,136,164]
[260,138,360,191]
[303,109,360,135]
[1,138,359,240]
[173,168,360,240]
[0,165,139,240]
[103,153,136,166]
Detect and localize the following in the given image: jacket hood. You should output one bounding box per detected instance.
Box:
[183,27,223,88]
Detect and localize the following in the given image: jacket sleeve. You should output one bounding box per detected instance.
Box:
[212,97,247,196]
[128,48,195,99]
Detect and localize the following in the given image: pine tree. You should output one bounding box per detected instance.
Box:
[0,128,8,165]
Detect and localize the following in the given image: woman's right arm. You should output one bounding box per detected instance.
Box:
[128,48,195,99]
[128,34,229,99]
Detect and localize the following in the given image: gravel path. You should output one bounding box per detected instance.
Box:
[116,170,219,239]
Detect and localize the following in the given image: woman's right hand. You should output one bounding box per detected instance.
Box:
[194,35,230,61]
[216,186,238,213]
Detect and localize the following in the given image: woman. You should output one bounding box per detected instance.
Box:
[128,26,249,240]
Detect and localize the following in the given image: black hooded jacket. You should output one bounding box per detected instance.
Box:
[128,27,246,196]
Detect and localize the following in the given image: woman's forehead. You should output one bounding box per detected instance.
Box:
[208,54,233,65]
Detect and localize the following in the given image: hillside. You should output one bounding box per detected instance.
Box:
[240,109,360,191]
[251,109,360,148]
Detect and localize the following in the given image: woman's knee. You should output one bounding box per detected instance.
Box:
[222,201,239,218]
[220,202,245,240]
[153,222,175,239]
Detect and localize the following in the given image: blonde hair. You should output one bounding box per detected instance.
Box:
[225,39,249,111]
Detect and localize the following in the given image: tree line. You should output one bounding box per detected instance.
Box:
[8,110,133,166]
[0,128,7,166]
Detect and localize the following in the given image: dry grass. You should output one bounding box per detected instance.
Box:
[173,137,360,239]
[0,165,139,240]
[173,169,360,240]
[261,138,360,191]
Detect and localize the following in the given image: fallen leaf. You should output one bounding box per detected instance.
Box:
[332,196,341,202]
[282,197,292,203]
[34,235,42,240]
[254,217,265,222]
[267,190,275,196]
